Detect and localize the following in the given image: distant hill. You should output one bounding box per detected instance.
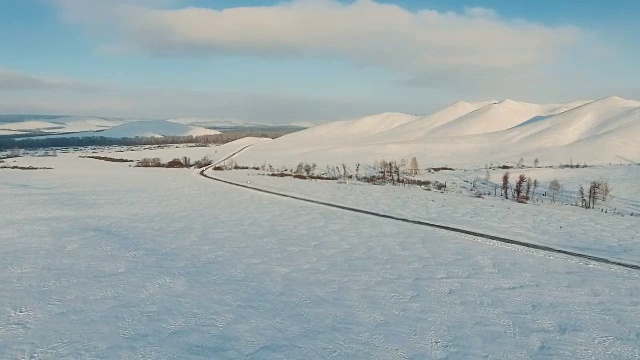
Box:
[32,120,221,139]
[234,96,640,168]
[0,115,307,138]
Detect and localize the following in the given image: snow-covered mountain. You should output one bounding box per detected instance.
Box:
[235,96,640,168]
[0,116,126,135]
[36,120,221,139]
[0,120,65,132]
[0,115,309,137]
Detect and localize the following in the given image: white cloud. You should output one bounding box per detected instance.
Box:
[0,68,98,91]
[0,69,412,121]
[53,0,581,78]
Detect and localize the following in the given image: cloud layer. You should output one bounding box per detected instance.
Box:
[0,68,408,121]
[0,68,97,91]
[55,0,580,78]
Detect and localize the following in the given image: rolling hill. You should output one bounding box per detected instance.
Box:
[235,96,640,168]
[29,120,221,139]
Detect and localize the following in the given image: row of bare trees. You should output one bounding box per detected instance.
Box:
[137,156,213,168]
[501,172,541,203]
[367,157,420,185]
[578,181,611,209]
[295,162,318,176]
[500,171,613,208]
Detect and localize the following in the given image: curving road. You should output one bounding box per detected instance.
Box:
[199,145,640,272]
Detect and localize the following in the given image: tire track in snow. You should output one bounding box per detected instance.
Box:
[199,146,640,272]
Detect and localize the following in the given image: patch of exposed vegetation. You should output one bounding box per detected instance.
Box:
[135,156,215,169]
[267,172,337,181]
[0,130,298,151]
[0,165,52,170]
[79,155,134,163]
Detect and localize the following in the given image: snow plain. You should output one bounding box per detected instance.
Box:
[1,140,640,359]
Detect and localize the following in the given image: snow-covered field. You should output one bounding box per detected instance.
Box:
[214,167,640,264]
[1,142,640,359]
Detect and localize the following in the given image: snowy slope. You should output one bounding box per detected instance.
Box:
[498,96,640,146]
[98,120,221,138]
[476,96,640,165]
[362,101,495,143]
[86,137,272,161]
[232,112,417,165]
[235,96,640,168]
[426,99,588,137]
[253,112,416,149]
[0,120,64,131]
[46,116,126,133]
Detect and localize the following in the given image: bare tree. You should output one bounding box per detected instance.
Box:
[533,158,540,168]
[525,177,532,200]
[588,181,609,208]
[398,159,407,177]
[502,172,510,199]
[388,161,396,185]
[518,157,524,168]
[380,160,388,182]
[578,185,586,208]
[532,179,539,200]
[394,162,401,184]
[484,169,490,184]
[409,157,419,176]
[515,174,527,202]
[303,163,316,176]
[600,181,611,201]
[588,181,597,208]
[549,179,561,203]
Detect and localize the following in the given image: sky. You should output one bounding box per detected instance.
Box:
[0,0,639,123]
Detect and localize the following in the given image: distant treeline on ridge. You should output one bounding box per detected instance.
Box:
[0,131,292,151]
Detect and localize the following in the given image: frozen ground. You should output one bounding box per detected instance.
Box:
[1,144,640,359]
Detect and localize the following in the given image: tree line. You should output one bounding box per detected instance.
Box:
[0,131,289,151]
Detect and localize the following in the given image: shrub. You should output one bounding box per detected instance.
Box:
[136,158,163,167]
[79,155,134,163]
[193,156,213,168]
[165,158,190,168]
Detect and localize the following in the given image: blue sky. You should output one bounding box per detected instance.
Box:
[0,0,639,122]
